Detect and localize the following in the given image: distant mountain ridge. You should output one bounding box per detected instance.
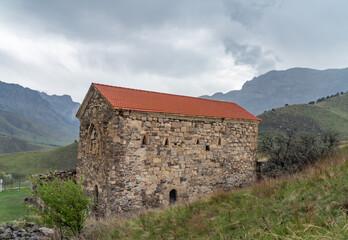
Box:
[202,68,348,115]
[39,92,80,128]
[0,81,80,153]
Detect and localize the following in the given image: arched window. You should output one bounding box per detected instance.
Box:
[142,134,150,145]
[86,123,102,156]
[169,189,177,204]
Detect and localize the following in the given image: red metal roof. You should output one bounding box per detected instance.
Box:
[93,83,261,121]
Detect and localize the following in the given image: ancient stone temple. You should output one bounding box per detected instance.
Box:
[76,83,261,217]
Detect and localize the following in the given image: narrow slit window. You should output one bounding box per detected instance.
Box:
[164,138,169,146]
[93,185,99,211]
[196,139,200,145]
[218,137,222,146]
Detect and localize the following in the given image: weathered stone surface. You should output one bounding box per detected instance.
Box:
[77,87,259,217]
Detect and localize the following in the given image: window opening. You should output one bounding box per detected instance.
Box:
[169,189,177,204]
[93,185,99,211]
[206,145,210,151]
[196,139,200,145]
[86,123,102,156]
[218,137,222,146]
[164,138,169,146]
[142,134,149,145]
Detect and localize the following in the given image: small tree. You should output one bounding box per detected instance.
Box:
[31,176,90,238]
[258,129,339,177]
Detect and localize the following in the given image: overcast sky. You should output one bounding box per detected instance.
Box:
[0,0,348,102]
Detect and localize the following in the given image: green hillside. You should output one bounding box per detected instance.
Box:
[0,136,44,154]
[0,142,78,177]
[82,146,348,239]
[258,93,348,140]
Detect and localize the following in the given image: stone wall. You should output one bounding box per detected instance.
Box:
[77,87,259,217]
[0,222,55,240]
[32,170,77,184]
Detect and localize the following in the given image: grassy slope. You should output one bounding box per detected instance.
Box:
[83,146,348,240]
[0,142,78,177]
[1,148,347,238]
[258,93,348,140]
[0,189,31,223]
[0,136,44,154]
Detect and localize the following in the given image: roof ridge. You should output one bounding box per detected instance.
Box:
[92,83,239,106]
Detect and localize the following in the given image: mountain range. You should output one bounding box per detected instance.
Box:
[1,67,348,154]
[202,68,348,115]
[0,81,80,153]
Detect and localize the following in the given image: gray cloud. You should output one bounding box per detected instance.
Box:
[222,0,276,27]
[17,0,220,41]
[224,39,276,73]
[0,0,347,102]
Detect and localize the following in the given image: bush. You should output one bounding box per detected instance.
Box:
[31,176,90,237]
[258,130,339,177]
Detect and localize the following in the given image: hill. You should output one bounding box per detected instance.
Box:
[202,67,348,115]
[82,146,348,239]
[0,142,78,177]
[0,81,80,151]
[258,92,348,140]
[0,136,43,154]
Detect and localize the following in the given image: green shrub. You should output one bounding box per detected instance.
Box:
[31,176,90,237]
[258,130,339,177]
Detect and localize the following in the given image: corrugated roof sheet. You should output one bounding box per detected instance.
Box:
[93,83,261,121]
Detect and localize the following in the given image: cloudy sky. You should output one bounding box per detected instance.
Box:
[0,0,347,102]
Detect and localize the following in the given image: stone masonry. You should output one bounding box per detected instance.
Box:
[76,84,260,217]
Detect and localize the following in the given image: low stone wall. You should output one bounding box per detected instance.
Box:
[27,170,77,209]
[32,169,77,185]
[0,222,55,240]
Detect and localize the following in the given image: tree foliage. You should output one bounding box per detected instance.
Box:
[31,176,90,237]
[258,130,339,177]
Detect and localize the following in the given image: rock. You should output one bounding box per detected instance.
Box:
[25,222,36,228]
[39,227,55,237]
[11,224,20,231]
[3,223,12,229]
[0,232,12,239]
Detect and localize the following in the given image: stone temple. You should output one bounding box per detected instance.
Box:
[76,83,260,217]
